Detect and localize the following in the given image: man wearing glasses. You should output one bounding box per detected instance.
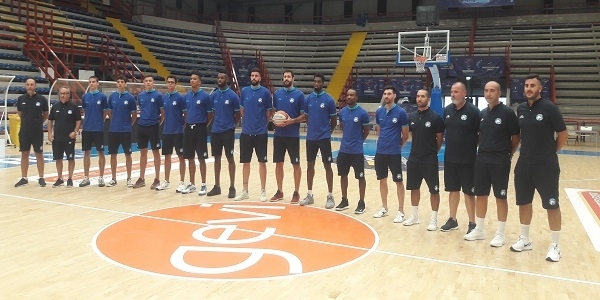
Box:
[47,86,82,187]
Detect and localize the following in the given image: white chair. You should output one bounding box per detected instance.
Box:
[579,126,593,145]
[566,125,579,145]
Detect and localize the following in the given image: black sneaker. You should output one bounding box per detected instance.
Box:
[466,222,476,234]
[335,197,349,211]
[354,200,366,214]
[66,178,73,187]
[38,178,46,187]
[53,178,64,187]
[207,185,221,196]
[15,177,28,187]
[440,218,459,232]
[228,186,236,198]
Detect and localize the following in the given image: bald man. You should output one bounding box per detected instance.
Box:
[463,81,520,247]
[14,78,49,187]
[441,82,480,234]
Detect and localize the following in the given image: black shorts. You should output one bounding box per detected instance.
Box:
[273,135,300,164]
[514,160,560,209]
[306,138,333,163]
[239,133,268,163]
[138,124,161,150]
[81,131,105,152]
[474,160,511,199]
[162,133,184,156]
[211,129,235,158]
[336,152,365,179]
[444,161,475,195]
[374,153,403,182]
[108,132,133,155]
[52,140,76,161]
[406,159,440,194]
[19,129,44,153]
[183,123,208,160]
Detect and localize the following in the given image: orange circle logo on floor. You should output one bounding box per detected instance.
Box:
[93,202,378,280]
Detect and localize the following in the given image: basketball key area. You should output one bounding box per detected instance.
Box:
[1,134,600,298]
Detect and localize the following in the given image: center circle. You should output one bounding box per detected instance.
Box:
[93,202,379,280]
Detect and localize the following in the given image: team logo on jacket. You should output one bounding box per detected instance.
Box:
[97,100,101,105]
[495,118,502,125]
[197,100,201,104]
[68,110,72,114]
[151,98,155,102]
[36,102,40,106]
[290,98,295,103]
[461,115,467,121]
[425,121,431,127]
[353,117,359,122]
[225,100,229,105]
[392,118,398,123]
[124,101,129,105]
[320,103,325,108]
[258,98,263,103]
[172,101,177,106]
[536,114,543,121]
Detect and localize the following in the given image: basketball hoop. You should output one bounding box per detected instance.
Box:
[414,55,428,73]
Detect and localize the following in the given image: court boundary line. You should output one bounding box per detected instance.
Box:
[2,192,600,286]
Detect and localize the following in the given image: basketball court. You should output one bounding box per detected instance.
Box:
[1,134,599,298]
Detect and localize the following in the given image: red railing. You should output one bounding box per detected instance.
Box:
[256,50,274,93]
[214,17,240,95]
[468,16,477,56]
[99,34,145,82]
[23,23,82,92]
[338,71,354,108]
[12,0,141,82]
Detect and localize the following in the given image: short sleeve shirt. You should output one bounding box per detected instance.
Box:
[273,87,305,138]
[443,101,480,164]
[48,100,81,141]
[517,98,566,164]
[477,103,520,164]
[16,93,49,130]
[408,108,445,163]
[305,91,337,141]
[339,105,370,154]
[375,104,409,155]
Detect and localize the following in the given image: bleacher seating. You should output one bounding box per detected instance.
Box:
[121,20,223,84]
[223,29,351,92]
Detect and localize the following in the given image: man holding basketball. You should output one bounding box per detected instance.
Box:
[271,70,305,204]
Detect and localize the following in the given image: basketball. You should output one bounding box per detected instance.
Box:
[272,110,289,125]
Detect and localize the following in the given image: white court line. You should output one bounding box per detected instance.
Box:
[565,188,600,252]
[2,193,600,286]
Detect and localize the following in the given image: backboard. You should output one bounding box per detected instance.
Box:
[396,30,450,69]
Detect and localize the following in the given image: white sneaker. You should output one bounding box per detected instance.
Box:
[490,232,506,247]
[176,181,186,193]
[235,189,249,201]
[373,207,388,218]
[510,235,533,252]
[198,184,207,195]
[98,177,105,187]
[260,189,267,202]
[155,180,170,191]
[403,214,420,226]
[126,178,134,187]
[427,217,438,231]
[393,211,405,223]
[464,228,485,241]
[181,184,196,194]
[546,243,561,262]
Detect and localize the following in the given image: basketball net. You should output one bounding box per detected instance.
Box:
[414,55,428,73]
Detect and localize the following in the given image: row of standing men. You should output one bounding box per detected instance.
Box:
[14,71,566,262]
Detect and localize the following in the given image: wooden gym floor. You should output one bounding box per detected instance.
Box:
[1,133,599,298]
